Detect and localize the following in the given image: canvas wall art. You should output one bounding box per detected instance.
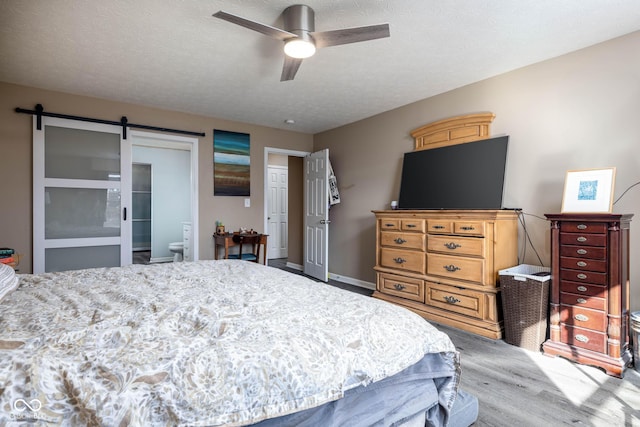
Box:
[213,130,250,196]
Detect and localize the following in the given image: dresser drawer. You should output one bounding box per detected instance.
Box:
[380,219,400,231]
[560,280,606,298]
[560,222,607,234]
[560,233,606,247]
[425,283,483,319]
[560,324,606,353]
[401,219,425,233]
[381,232,425,250]
[427,235,485,257]
[380,248,425,274]
[560,269,607,286]
[560,305,607,331]
[453,221,485,237]
[427,220,453,234]
[427,253,484,284]
[378,273,424,302]
[560,245,606,260]
[560,256,607,273]
[560,292,606,311]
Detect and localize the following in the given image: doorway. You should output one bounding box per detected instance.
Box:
[264,148,309,267]
[131,131,199,263]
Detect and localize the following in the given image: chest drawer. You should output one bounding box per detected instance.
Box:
[560,256,607,273]
[560,292,606,311]
[401,219,425,232]
[560,222,607,234]
[426,253,484,284]
[560,245,606,260]
[427,220,453,234]
[378,272,424,302]
[380,219,400,231]
[381,232,425,250]
[560,233,606,247]
[427,235,485,257]
[453,221,485,237]
[380,248,425,274]
[560,269,607,286]
[425,283,483,319]
[560,280,606,298]
[560,305,607,331]
[561,324,606,353]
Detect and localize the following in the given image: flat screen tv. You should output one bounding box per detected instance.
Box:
[398,135,509,210]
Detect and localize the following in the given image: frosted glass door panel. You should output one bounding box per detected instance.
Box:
[44,126,121,180]
[45,187,121,239]
[33,116,132,273]
[45,246,120,272]
[132,192,151,219]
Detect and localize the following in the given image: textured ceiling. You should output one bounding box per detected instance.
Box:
[1,1,639,134]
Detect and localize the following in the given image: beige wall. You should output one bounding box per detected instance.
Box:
[315,31,640,310]
[0,82,313,272]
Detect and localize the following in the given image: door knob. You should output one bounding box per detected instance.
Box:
[320,219,331,224]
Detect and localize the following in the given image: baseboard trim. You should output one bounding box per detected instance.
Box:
[284,262,375,291]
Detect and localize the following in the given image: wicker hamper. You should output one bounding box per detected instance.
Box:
[499,265,551,352]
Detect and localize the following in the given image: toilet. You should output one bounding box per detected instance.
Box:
[168,242,184,262]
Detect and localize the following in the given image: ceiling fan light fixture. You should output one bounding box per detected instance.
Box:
[284,38,316,59]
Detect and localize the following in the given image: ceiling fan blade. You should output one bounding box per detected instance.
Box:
[312,23,390,48]
[281,56,303,81]
[213,10,295,41]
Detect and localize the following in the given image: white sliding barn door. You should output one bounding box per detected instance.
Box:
[33,117,131,273]
[303,149,329,282]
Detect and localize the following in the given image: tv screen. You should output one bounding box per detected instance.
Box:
[398,136,509,210]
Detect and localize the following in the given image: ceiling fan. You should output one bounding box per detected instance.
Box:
[213,4,390,81]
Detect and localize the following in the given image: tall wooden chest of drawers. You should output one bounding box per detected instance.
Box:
[373,210,518,339]
[543,213,632,377]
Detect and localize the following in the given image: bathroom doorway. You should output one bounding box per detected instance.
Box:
[131,131,199,263]
[132,163,152,264]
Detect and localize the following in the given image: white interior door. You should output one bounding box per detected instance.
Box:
[303,149,329,282]
[267,165,288,259]
[33,116,131,273]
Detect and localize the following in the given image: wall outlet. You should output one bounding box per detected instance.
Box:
[244,198,250,207]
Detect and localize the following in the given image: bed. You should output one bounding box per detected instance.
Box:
[0,260,477,426]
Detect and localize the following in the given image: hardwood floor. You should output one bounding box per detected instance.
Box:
[433,323,640,426]
[268,258,640,426]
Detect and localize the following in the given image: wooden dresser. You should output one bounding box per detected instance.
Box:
[373,209,518,339]
[543,213,632,377]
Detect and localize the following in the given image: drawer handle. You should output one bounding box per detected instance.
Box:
[444,296,460,304]
[577,261,587,267]
[575,334,589,343]
[385,223,395,227]
[393,257,406,264]
[577,298,587,304]
[577,286,588,292]
[577,224,587,230]
[460,226,475,231]
[443,264,461,272]
[444,242,461,250]
[575,314,589,322]
[394,238,407,244]
[577,249,588,255]
[577,273,587,280]
[394,283,406,291]
[406,224,417,228]
[577,236,587,242]
[432,225,445,230]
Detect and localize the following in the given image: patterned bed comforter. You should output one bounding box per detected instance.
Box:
[0,260,458,426]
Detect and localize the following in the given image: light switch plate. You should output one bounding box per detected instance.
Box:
[244,198,250,207]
